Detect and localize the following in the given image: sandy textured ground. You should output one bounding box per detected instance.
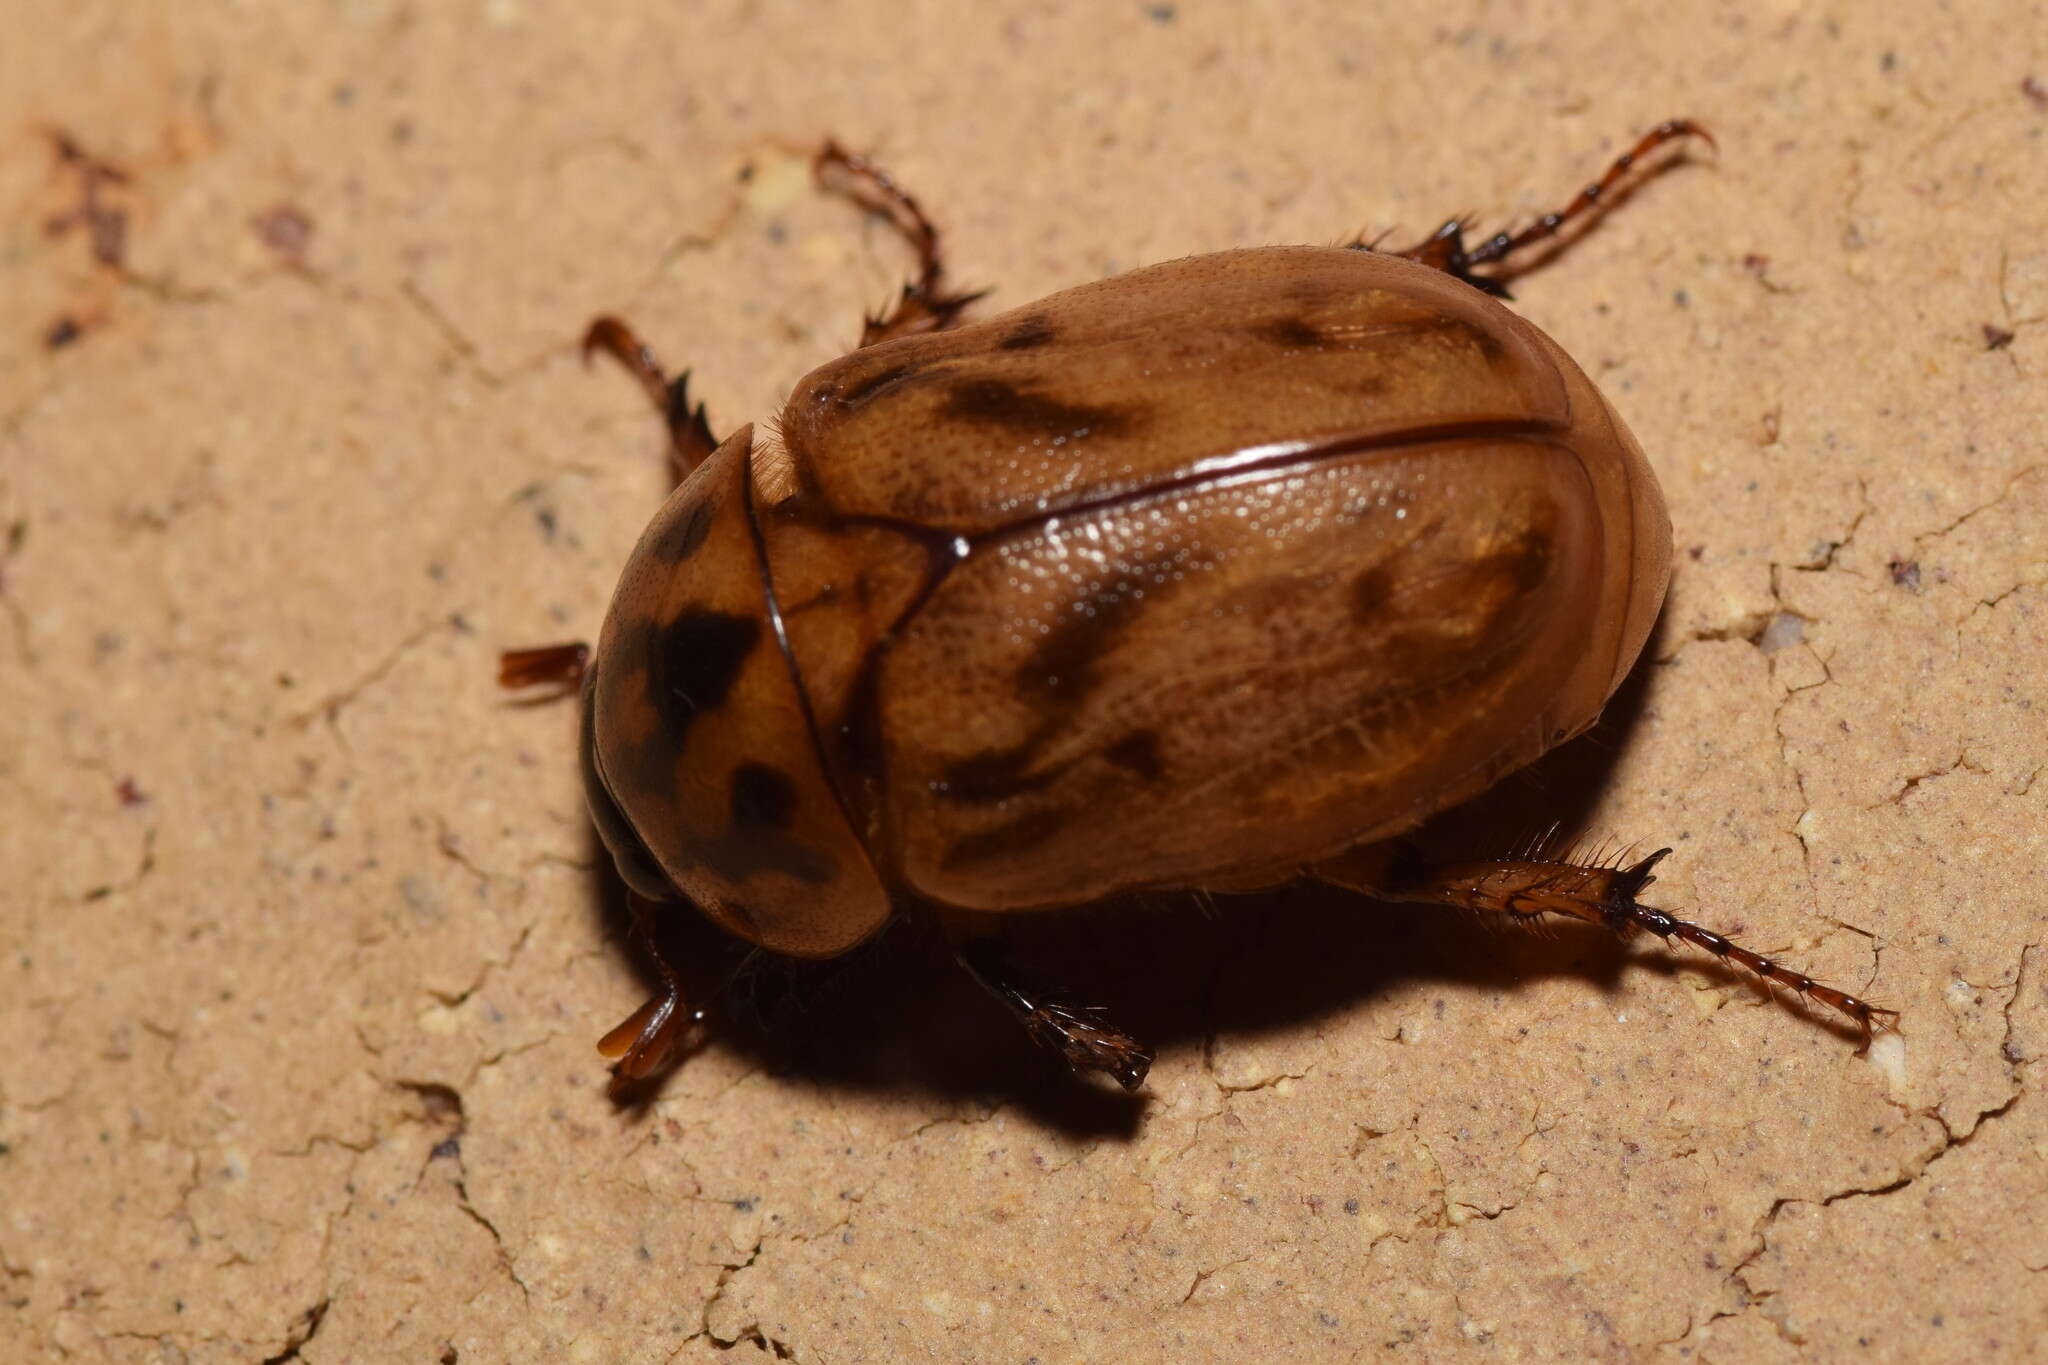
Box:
[5,3,2046,1361]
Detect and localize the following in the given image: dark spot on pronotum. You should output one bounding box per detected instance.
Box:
[939,377,1134,437]
[645,611,760,743]
[1256,316,1325,348]
[997,314,1058,350]
[835,361,919,409]
[1103,730,1164,781]
[701,823,839,887]
[651,496,716,563]
[940,807,1071,870]
[729,762,799,830]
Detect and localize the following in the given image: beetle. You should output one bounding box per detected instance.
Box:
[504,124,1896,1090]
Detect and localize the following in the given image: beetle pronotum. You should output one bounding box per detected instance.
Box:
[507,123,1896,1090]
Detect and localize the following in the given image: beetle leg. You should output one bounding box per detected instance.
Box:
[1376,119,1714,296]
[581,315,721,481]
[954,940,1154,1090]
[1338,846,1900,1048]
[815,140,987,347]
[498,641,589,694]
[596,901,707,1087]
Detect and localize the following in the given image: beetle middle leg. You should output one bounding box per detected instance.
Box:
[815,140,986,347]
[953,939,1155,1091]
[1370,118,1714,297]
[1324,845,1899,1046]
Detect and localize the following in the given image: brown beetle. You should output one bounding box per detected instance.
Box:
[505,125,1896,1090]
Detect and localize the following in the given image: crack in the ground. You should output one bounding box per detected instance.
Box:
[256,1297,329,1364]
[1177,1254,1253,1307]
[291,618,443,744]
[1911,463,2048,551]
[79,824,156,904]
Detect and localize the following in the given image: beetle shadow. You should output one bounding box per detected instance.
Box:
[575,615,1812,1139]
[584,861,1164,1136]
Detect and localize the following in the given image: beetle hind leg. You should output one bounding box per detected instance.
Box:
[815,140,987,347]
[1330,845,1899,1047]
[1370,118,1714,296]
[954,940,1154,1091]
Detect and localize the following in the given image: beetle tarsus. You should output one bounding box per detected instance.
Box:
[1366,844,1898,1045]
[581,315,721,479]
[815,139,987,346]
[1378,118,1714,294]
[956,943,1153,1090]
[596,987,682,1077]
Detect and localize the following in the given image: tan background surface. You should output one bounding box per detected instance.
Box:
[5,3,2046,1361]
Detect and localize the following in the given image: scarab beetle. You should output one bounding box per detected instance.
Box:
[504,125,1896,1089]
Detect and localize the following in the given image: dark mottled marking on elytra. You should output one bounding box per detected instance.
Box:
[1255,316,1325,349]
[1473,532,1554,597]
[645,610,760,743]
[1349,369,1394,399]
[940,378,1136,437]
[1349,563,1399,627]
[650,496,716,563]
[936,552,1188,806]
[1440,314,1509,364]
[1015,553,1181,701]
[835,361,920,409]
[1103,730,1164,781]
[729,762,799,830]
[939,807,1071,870]
[997,314,1058,350]
[938,743,1066,804]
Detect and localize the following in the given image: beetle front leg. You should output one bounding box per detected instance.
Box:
[596,897,707,1088]
[580,316,722,481]
[953,939,1154,1091]
[1321,844,1899,1047]
[815,140,986,347]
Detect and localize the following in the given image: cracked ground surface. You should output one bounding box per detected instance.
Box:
[4,3,2045,1361]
